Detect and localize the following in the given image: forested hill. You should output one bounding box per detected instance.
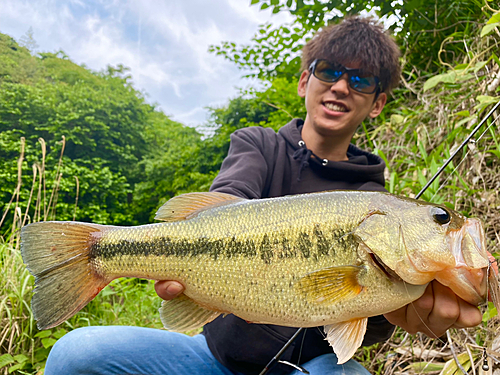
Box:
[0,33,276,228]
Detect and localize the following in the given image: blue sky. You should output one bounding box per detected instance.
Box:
[0,0,292,128]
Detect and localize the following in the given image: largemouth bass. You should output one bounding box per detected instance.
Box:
[20,191,499,363]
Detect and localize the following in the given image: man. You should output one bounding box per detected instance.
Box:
[45,16,481,375]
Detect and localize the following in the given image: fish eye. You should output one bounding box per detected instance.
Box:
[431,207,451,225]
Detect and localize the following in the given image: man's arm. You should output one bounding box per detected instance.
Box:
[209,126,277,199]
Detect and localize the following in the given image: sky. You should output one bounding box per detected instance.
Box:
[0,0,292,129]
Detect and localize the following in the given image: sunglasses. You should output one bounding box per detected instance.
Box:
[308,59,381,94]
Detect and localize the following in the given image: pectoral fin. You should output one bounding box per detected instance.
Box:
[295,266,363,305]
[159,294,221,332]
[324,318,368,364]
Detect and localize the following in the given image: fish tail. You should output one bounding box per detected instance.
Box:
[21,221,110,330]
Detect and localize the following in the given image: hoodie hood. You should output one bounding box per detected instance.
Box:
[278,119,386,185]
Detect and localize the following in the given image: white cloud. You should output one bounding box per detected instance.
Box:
[0,0,291,126]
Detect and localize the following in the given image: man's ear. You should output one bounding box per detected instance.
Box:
[368,92,387,119]
[297,70,310,98]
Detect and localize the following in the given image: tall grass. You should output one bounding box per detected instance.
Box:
[0,139,164,374]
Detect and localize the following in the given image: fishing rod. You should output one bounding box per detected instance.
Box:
[259,99,500,375]
[416,99,500,199]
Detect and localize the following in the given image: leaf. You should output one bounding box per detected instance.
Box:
[41,337,57,349]
[477,95,496,104]
[424,76,442,92]
[482,302,497,322]
[492,52,500,66]
[486,13,500,24]
[404,361,445,372]
[440,352,473,375]
[481,23,499,38]
[8,363,25,373]
[250,0,260,4]
[454,110,470,117]
[390,114,404,125]
[53,328,68,339]
[404,0,422,11]
[423,71,456,92]
[34,330,52,338]
[474,60,488,72]
[0,354,14,368]
[13,355,28,364]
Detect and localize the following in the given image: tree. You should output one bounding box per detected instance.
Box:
[211,0,489,80]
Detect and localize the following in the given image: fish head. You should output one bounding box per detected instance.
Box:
[354,196,494,306]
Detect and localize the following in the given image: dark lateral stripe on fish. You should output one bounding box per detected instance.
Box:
[90,227,352,264]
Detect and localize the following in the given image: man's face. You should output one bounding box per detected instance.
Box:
[297,61,387,140]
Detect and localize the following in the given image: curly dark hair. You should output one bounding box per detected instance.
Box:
[301,16,401,94]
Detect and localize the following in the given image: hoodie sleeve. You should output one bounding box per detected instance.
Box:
[210,127,278,199]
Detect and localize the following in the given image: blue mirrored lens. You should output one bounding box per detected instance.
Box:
[349,75,375,90]
[312,60,378,94]
[318,67,343,81]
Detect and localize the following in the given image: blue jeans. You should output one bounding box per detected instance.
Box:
[44,326,371,375]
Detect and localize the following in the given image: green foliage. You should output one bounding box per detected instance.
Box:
[211,0,491,81]
[0,33,205,228]
[0,33,42,84]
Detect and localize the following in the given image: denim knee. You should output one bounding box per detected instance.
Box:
[44,327,110,374]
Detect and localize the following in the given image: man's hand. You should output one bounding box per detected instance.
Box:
[155,280,185,301]
[384,280,482,338]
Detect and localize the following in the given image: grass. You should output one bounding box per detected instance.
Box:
[0,138,167,374]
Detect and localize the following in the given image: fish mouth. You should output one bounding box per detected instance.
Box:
[435,267,487,305]
[368,252,403,282]
[436,218,491,305]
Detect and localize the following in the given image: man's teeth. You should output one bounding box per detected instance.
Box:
[324,103,347,112]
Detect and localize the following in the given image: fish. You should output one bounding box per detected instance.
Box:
[20,190,499,364]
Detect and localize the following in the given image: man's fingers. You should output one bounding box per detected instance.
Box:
[384,280,483,338]
[452,297,482,329]
[154,280,185,301]
[427,281,459,328]
[409,283,434,322]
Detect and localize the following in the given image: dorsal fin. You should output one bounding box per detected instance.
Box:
[155,192,245,222]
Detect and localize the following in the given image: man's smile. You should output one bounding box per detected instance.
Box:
[323,101,349,113]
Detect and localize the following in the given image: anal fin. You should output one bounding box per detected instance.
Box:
[160,294,221,332]
[324,318,368,364]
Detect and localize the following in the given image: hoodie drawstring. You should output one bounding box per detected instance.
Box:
[293,140,328,181]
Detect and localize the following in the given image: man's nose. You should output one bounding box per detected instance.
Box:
[330,73,350,95]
